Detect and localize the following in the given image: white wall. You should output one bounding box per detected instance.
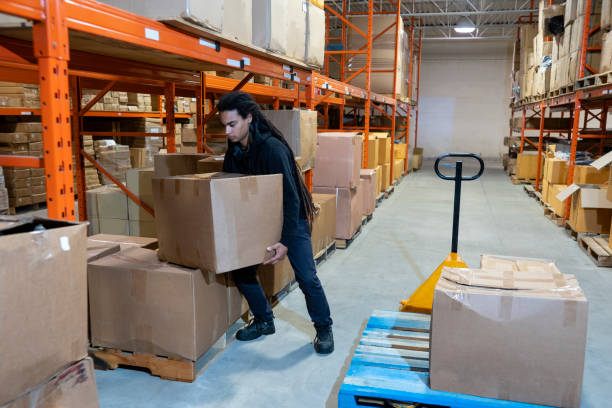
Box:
[417,39,513,160]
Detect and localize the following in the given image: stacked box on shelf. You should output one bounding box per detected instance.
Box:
[0,120,45,207]
[94,140,132,184]
[0,167,8,213]
[519,24,538,98]
[372,132,392,191]
[313,132,363,240]
[0,81,40,108]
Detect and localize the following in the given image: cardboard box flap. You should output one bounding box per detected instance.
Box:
[480,254,560,274]
[441,267,578,291]
[556,183,581,202]
[0,215,80,235]
[589,150,612,170]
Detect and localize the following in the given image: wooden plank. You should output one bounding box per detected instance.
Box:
[593,236,612,255]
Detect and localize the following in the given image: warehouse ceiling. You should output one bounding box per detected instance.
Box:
[325,0,538,39]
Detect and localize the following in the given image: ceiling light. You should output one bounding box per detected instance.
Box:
[454,17,476,33]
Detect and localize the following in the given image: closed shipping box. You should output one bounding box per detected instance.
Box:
[153,153,211,177]
[262,109,318,170]
[382,163,391,191]
[515,152,543,179]
[311,193,336,256]
[557,184,612,233]
[153,173,283,273]
[394,143,407,160]
[88,247,230,361]
[376,134,391,165]
[257,258,295,298]
[430,267,588,407]
[312,186,361,239]
[0,217,88,405]
[314,132,362,188]
[543,157,568,184]
[360,169,377,216]
[197,156,225,173]
[365,136,379,169]
[573,164,610,184]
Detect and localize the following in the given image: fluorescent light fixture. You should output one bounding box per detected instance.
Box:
[454,17,476,33]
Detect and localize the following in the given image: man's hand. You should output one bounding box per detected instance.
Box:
[264,242,288,265]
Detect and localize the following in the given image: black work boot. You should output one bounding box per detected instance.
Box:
[314,325,334,354]
[236,318,275,341]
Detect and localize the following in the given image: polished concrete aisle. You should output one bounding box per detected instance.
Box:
[96,161,612,408]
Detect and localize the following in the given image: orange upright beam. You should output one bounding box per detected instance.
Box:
[33,0,75,220]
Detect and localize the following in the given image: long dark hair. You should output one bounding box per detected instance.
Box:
[217,91,316,228]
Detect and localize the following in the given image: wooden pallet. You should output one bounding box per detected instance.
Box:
[384,185,395,198]
[268,280,298,308]
[338,310,547,408]
[523,184,535,197]
[576,74,598,89]
[8,202,43,215]
[314,240,337,265]
[533,191,543,205]
[511,175,534,185]
[90,348,204,382]
[375,192,385,206]
[543,205,564,227]
[578,235,612,267]
[361,213,373,226]
[336,225,362,249]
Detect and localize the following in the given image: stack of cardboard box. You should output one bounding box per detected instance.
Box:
[0,121,46,208]
[374,133,392,192]
[1,217,99,407]
[364,133,383,195]
[541,151,569,216]
[94,140,132,184]
[601,0,612,72]
[359,169,377,217]
[514,152,544,180]
[313,132,364,240]
[393,142,407,181]
[0,81,39,108]
[311,193,337,257]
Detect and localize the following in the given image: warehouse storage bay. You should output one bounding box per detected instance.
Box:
[0,1,611,407]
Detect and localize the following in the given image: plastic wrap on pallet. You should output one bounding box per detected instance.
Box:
[94,140,132,184]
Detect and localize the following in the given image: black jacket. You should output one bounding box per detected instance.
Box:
[222,123,306,247]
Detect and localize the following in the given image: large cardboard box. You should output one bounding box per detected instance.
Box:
[253,0,306,60]
[262,109,317,170]
[2,358,99,408]
[0,217,88,405]
[222,0,252,43]
[365,136,379,169]
[312,186,361,239]
[543,157,569,184]
[311,193,336,256]
[394,143,407,160]
[153,173,283,273]
[99,0,224,31]
[257,258,295,298]
[549,184,567,216]
[360,169,377,216]
[126,168,156,237]
[376,134,391,165]
[430,267,588,407]
[515,152,544,179]
[153,153,211,177]
[557,184,612,233]
[393,158,404,181]
[197,156,225,173]
[573,164,610,184]
[381,163,391,191]
[374,165,382,195]
[412,147,423,170]
[86,185,130,236]
[305,1,325,67]
[314,132,362,189]
[88,247,230,360]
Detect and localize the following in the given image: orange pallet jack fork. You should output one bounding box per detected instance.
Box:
[400,153,484,314]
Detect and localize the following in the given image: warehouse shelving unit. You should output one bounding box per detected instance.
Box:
[511,0,612,218]
[323,0,422,182]
[0,0,420,222]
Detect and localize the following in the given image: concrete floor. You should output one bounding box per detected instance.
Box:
[96,161,612,407]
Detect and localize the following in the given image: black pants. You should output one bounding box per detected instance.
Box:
[232,218,333,327]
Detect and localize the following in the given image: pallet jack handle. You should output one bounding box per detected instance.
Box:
[434,153,484,253]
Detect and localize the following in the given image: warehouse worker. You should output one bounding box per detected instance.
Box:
[218,91,334,355]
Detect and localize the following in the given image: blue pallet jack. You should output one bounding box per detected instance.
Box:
[338,155,548,408]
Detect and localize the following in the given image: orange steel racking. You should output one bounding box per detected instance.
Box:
[0,0,420,222]
[322,0,422,185]
[511,0,611,220]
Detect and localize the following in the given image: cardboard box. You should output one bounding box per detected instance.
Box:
[430,267,588,407]
[314,132,362,189]
[262,109,318,171]
[376,134,391,165]
[153,153,211,177]
[374,165,382,195]
[126,168,154,224]
[86,185,129,235]
[2,358,99,408]
[557,184,612,233]
[312,186,361,239]
[222,0,252,43]
[542,180,550,203]
[86,240,120,263]
[0,216,88,405]
[549,184,567,216]
[393,158,404,180]
[253,0,296,56]
[99,0,223,31]
[413,147,423,170]
[311,193,336,256]
[543,157,569,184]
[359,169,376,216]
[88,247,230,361]
[153,173,283,273]
[515,152,544,179]
[197,156,225,173]
[129,220,156,238]
[365,136,379,169]
[394,143,407,160]
[257,258,295,298]
[381,163,391,191]
[305,1,325,67]
[572,164,610,184]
